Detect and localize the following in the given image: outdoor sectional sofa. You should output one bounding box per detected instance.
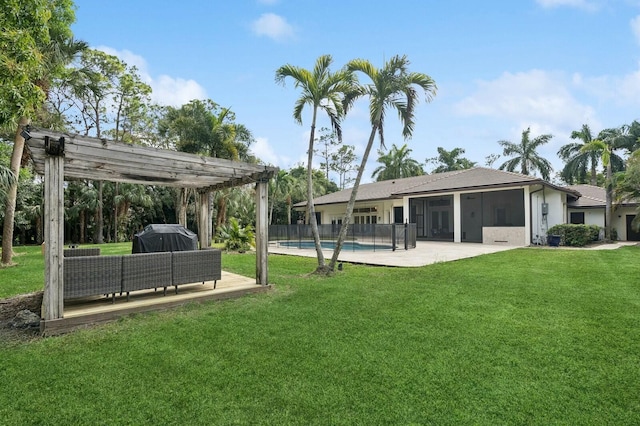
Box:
[63,249,222,303]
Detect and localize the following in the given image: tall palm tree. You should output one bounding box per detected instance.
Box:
[558,124,600,185]
[582,127,627,241]
[372,143,424,181]
[275,55,355,270]
[327,55,436,273]
[428,146,476,173]
[498,127,553,181]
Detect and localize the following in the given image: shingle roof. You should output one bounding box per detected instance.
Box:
[566,185,606,207]
[566,184,638,208]
[296,167,578,207]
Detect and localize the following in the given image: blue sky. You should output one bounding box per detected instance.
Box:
[71,0,640,183]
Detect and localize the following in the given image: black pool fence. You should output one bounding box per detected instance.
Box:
[268,223,417,252]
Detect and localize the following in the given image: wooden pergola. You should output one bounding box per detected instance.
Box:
[25,128,277,323]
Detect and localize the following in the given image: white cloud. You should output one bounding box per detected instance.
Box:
[573,63,640,107]
[631,15,640,45]
[454,70,596,131]
[93,46,207,107]
[251,13,295,42]
[252,137,291,167]
[535,0,599,11]
[151,76,208,107]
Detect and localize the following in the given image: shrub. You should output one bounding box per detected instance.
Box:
[547,224,602,247]
[215,217,255,252]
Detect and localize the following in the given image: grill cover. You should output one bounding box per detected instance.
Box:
[132,224,198,253]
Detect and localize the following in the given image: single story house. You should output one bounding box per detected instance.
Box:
[295,167,639,245]
[566,184,640,241]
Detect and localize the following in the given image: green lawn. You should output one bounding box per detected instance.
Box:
[1,245,639,424]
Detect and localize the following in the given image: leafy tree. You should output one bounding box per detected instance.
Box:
[372,143,424,181]
[315,127,340,181]
[558,124,600,185]
[498,127,553,180]
[275,55,355,270]
[1,0,82,265]
[327,55,436,274]
[427,147,475,174]
[159,99,254,243]
[331,144,358,189]
[485,153,501,168]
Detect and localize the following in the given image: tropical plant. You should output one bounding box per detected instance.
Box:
[215,217,254,252]
[275,55,355,270]
[557,124,601,185]
[372,143,424,181]
[497,127,553,180]
[326,55,436,274]
[427,147,476,173]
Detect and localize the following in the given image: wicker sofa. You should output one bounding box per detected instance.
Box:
[63,249,222,303]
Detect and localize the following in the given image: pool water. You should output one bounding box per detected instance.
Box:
[278,241,393,251]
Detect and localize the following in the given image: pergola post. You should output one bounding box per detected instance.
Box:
[197,190,209,249]
[255,179,269,285]
[42,154,65,320]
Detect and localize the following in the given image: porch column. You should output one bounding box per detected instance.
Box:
[255,179,269,285]
[403,196,410,223]
[453,192,461,243]
[523,186,531,246]
[42,154,65,321]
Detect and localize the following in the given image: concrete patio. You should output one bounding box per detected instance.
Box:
[269,241,519,267]
[268,240,638,267]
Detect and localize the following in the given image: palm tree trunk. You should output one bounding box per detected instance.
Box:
[590,158,597,186]
[307,109,325,270]
[94,181,104,243]
[1,117,29,265]
[328,123,379,272]
[177,188,188,226]
[605,162,612,241]
[114,182,119,242]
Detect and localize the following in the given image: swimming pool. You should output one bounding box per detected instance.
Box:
[277,240,393,251]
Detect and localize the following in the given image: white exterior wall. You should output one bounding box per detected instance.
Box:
[612,206,638,241]
[530,187,566,242]
[567,209,605,227]
[566,206,638,241]
[315,200,404,224]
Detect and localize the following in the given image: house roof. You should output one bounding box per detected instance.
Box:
[296,167,579,207]
[566,185,606,208]
[566,184,638,208]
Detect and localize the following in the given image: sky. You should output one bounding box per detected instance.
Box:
[71,0,640,184]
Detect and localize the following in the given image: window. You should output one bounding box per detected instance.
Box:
[570,212,585,224]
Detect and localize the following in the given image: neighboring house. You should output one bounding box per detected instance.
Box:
[295,167,581,246]
[567,184,640,241]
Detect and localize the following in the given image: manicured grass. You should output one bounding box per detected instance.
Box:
[1,246,639,424]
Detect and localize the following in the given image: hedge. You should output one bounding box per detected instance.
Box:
[547,224,601,247]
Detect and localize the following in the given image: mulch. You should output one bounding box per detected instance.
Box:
[0,292,44,344]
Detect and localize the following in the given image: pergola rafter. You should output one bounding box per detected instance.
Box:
[25,128,277,324]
